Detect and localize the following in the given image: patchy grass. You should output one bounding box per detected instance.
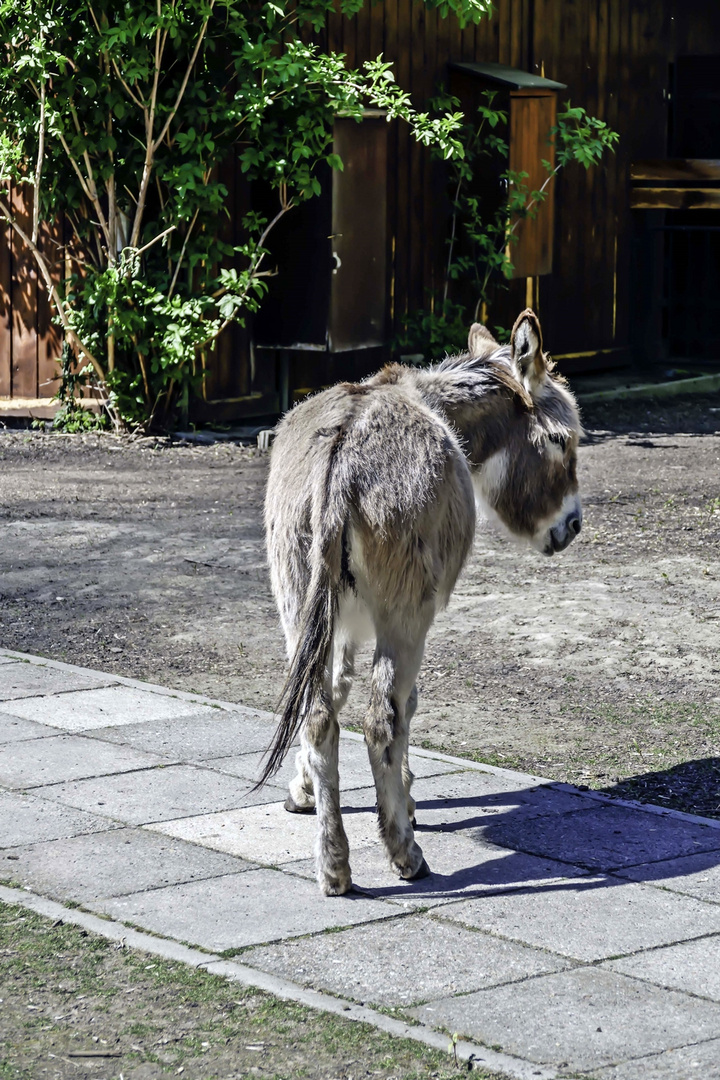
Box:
[0,899,508,1080]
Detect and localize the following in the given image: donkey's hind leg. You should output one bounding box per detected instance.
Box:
[365,642,429,880]
[302,685,352,895]
[286,638,356,815]
[402,683,419,825]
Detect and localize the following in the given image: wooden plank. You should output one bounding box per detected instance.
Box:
[631,187,720,210]
[10,184,38,398]
[369,0,384,62]
[422,4,439,302]
[342,3,357,69]
[508,93,556,277]
[405,0,425,316]
[497,0,512,65]
[631,159,720,182]
[0,203,11,396]
[383,0,399,335]
[355,0,371,64]
[36,217,63,400]
[392,0,411,333]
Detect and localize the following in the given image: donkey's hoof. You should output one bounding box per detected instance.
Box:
[284,795,315,815]
[407,857,431,880]
[319,867,353,896]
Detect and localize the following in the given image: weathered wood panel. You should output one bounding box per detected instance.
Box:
[10,186,38,399]
[5,0,720,405]
[37,218,63,399]
[508,92,557,277]
[0,210,10,397]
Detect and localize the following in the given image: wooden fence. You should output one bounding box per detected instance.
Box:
[2,0,720,412]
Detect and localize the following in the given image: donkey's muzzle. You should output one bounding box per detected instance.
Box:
[547,511,582,555]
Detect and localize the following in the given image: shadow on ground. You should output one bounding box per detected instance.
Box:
[346,764,720,903]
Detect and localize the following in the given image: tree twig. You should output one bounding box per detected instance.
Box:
[128,0,166,250]
[168,208,199,298]
[152,0,216,153]
[133,223,176,258]
[31,74,46,245]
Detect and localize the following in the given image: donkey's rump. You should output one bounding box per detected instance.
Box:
[266,374,475,623]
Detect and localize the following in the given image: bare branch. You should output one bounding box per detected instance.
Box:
[88,2,148,110]
[196,197,294,352]
[65,211,100,269]
[128,1,167,250]
[168,207,199,298]
[66,100,112,256]
[152,0,216,152]
[31,76,46,245]
[506,166,559,241]
[133,223,176,257]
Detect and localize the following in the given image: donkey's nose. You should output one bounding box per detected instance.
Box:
[567,513,582,537]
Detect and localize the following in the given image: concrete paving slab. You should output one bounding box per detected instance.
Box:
[243,913,574,1007]
[287,830,590,906]
[0,827,253,902]
[35,763,285,824]
[412,967,720,1072]
[0,734,167,788]
[0,662,115,702]
[0,790,117,848]
[605,935,720,1002]
[0,656,19,665]
[0,713,59,744]
[92,709,278,759]
[206,739,461,791]
[613,849,720,905]
[591,1039,720,1079]
[480,802,720,871]
[149,794,379,864]
[2,685,219,731]
[438,876,720,961]
[90,868,393,952]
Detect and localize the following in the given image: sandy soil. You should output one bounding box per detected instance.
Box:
[1,392,719,817]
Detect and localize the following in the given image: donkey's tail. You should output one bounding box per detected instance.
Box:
[256,428,348,788]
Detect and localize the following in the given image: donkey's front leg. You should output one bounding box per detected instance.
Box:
[365,652,428,880]
[304,697,352,896]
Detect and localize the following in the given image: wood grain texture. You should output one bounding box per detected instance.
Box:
[6,0,720,403]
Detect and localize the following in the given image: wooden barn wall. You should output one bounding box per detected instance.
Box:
[0,186,61,400]
[327,0,720,368]
[3,1,720,404]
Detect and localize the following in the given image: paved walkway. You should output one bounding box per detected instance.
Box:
[2,650,720,1079]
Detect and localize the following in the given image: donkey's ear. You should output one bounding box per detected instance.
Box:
[511,309,547,392]
[468,322,498,360]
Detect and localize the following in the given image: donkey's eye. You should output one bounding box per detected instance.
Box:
[548,433,567,453]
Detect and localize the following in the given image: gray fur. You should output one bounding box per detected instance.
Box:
[262,309,583,895]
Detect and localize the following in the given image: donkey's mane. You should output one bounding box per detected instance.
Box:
[434,348,533,410]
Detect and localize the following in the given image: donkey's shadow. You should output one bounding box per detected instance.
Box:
[347,759,720,901]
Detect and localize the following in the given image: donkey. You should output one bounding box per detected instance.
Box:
[261,309,582,895]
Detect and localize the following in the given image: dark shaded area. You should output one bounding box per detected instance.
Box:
[578,388,720,435]
[599,757,720,819]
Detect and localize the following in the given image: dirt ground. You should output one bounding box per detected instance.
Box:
[1,391,719,818]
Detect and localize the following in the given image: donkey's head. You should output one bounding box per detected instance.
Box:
[478,309,583,556]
